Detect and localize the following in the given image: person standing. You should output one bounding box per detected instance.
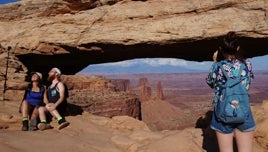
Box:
[206,31,255,152]
[38,67,69,130]
[20,72,45,131]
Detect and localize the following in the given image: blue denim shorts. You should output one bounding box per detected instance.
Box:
[211,109,256,134]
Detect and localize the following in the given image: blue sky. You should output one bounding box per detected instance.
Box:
[0,0,18,4]
[80,55,268,74]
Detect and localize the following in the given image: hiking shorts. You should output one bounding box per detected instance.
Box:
[50,100,67,116]
[210,109,256,134]
[26,100,44,108]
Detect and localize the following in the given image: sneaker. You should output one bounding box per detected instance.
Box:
[37,123,52,131]
[57,119,70,130]
[29,119,38,131]
[21,120,29,131]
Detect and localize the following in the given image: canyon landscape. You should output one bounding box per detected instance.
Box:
[1,0,268,151]
[1,71,268,152]
[104,71,268,130]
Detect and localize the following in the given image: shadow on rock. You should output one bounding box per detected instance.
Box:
[195,110,219,152]
[66,103,83,116]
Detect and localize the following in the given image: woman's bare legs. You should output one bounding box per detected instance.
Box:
[21,100,29,119]
[31,108,39,119]
[234,129,254,152]
[21,100,29,131]
[21,100,39,131]
[29,107,39,131]
[216,131,234,152]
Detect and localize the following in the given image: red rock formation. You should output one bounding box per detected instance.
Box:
[60,75,141,119]
[137,77,152,101]
[109,79,130,92]
[137,77,150,87]
[140,83,152,101]
[68,89,141,120]
[156,81,164,100]
[61,75,115,90]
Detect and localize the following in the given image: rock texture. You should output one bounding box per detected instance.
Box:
[1,100,268,151]
[155,81,164,100]
[109,79,130,91]
[137,77,152,101]
[68,89,141,119]
[0,1,267,150]
[58,75,142,119]
[0,0,267,130]
[0,0,268,98]
[0,0,268,69]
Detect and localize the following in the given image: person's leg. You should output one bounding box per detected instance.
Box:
[38,106,47,123]
[234,129,254,152]
[29,107,39,131]
[216,131,234,152]
[37,106,52,131]
[21,100,29,118]
[31,107,39,119]
[21,100,29,131]
[49,109,69,130]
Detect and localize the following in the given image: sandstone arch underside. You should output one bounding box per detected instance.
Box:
[15,37,268,75]
[0,0,268,76]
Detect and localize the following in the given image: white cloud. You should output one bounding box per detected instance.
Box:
[99,60,136,67]
[142,58,188,67]
[81,55,268,74]
[97,58,189,67]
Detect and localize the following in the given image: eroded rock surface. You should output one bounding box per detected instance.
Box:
[0,0,267,76]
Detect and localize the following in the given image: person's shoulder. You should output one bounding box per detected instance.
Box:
[213,60,226,67]
[56,81,65,89]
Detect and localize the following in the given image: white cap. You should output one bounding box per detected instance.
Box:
[31,72,42,80]
[52,67,61,76]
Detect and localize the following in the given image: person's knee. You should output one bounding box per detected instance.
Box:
[22,100,29,108]
[38,106,46,112]
[47,108,55,113]
[31,108,39,117]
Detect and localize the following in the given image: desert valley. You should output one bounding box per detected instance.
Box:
[106,71,268,109]
[1,0,268,151]
[1,71,268,152]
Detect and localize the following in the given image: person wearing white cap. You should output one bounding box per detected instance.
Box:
[38,67,70,130]
[20,72,46,131]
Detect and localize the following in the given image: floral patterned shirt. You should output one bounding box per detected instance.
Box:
[206,59,253,102]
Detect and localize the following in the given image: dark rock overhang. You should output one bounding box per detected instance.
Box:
[16,36,268,75]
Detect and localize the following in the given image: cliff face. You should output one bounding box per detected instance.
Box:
[0,0,267,106]
[0,2,268,150]
[69,89,141,119]
[0,0,268,74]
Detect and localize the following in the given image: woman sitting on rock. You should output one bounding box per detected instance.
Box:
[20,72,46,131]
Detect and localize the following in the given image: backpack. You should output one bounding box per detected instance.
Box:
[214,62,250,123]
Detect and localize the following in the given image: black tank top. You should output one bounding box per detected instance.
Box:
[47,82,61,103]
[47,82,68,115]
